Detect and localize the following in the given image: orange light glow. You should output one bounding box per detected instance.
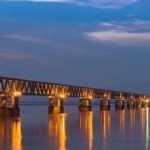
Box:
[88,96,93,100]
[49,93,66,99]
[59,94,66,99]
[117,110,125,137]
[13,91,22,97]
[100,111,111,149]
[48,113,67,150]
[0,118,22,150]
[79,112,93,150]
[145,99,150,103]
[12,119,22,150]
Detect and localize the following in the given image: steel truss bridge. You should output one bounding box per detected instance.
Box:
[0,76,149,100]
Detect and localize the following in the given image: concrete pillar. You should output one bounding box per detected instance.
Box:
[115,100,124,110]
[79,99,92,112]
[100,99,110,111]
[136,100,143,108]
[57,98,64,112]
[12,97,19,108]
[48,97,55,114]
[127,100,135,109]
[58,98,63,107]
[48,98,64,114]
[11,96,20,116]
[49,97,55,107]
[1,96,7,108]
[0,96,20,116]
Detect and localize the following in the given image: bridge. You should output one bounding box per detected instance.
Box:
[0,76,149,116]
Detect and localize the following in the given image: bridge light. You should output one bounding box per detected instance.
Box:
[145,98,150,103]
[49,95,54,99]
[88,96,93,100]
[60,94,66,99]
[13,91,22,97]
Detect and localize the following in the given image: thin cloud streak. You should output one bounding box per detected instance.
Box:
[32,0,70,1]
[2,34,86,54]
[3,34,50,45]
[3,0,138,9]
[0,48,39,60]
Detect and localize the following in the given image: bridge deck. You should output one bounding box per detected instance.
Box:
[0,76,149,99]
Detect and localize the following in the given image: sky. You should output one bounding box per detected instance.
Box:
[0,0,150,94]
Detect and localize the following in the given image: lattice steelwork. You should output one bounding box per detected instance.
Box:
[0,76,148,99]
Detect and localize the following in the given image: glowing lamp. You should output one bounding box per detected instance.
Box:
[88,96,93,100]
[13,91,22,97]
[145,99,150,103]
[60,94,66,99]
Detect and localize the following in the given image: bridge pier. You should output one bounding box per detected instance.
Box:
[100,99,110,111]
[79,99,92,112]
[1,96,7,108]
[0,96,20,116]
[127,100,135,109]
[48,98,64,114]
[115,100,125,110]
[12,96,19,108]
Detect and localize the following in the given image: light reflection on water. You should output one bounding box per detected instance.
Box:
[48,114,67,150]
[116,110,125,137]
[100,111,111,149]
[0,118,22,150]
[0,106,150,150]
[79,112,93,150]
[146,108,149,150]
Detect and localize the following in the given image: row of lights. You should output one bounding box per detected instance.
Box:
[7,91,150,104]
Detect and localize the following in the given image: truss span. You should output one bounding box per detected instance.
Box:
[0,76,149,99]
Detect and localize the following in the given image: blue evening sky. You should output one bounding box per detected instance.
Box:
[0,0,150,94]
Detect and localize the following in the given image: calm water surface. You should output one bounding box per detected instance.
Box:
[0,104,150,150]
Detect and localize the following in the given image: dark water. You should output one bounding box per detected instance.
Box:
[0,104,150,150]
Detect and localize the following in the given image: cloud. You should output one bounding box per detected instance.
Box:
[3,34,51,45]
[73,0,138,9]
[85,30,150,46]
[33,0,69,1]
[2,34,86,54]
[99,22,129,30]
[84,20,150,46]
[0,48,39,60]
[100,20,150,31]
[3,0,139,9]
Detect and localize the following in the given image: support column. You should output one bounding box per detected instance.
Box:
[48,97,55,114]
[58,98,64,113]
[127,100,135,109]
[79,99,92,112]
[100,99,110,111]
[0,96,20,116]
[115,100,124,110]
[10,96,20,116]
[12,96,19,108]
[48,97,64,114]
[0,96,8,116]
[1,96,7,108]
